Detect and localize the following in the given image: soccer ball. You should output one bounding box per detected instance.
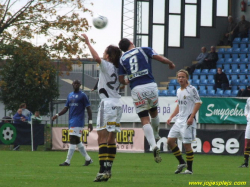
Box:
[93,15,108,29]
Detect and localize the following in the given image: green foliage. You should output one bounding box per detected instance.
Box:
[0,40,59,114]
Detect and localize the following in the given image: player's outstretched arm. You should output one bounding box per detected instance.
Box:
[153,55,175,69]
[86,106,93,132]
[81,34,101,64]
[166,105,179,125]
[52,107,68,121]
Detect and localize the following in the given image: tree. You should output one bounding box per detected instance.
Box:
[0,0,94,114]
[0,0,93,63]
[0,40,59,114]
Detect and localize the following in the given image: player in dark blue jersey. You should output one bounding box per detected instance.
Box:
[118,38,175,163]
[52,80,93,166]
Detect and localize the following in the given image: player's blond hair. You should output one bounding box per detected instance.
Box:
[176,69,189,85]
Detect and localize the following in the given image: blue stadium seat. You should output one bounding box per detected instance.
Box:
[192,75,199,80]
[224,90,232,97]
[207,69,216,75]
[208,75,214,81]
[176,85,180,90]
[224,48,233,54]
[200,79,208,86]
[199,90,207,96]
[216,64,223,68]
[224,54,231,59]
[232,48,240,54]
[207,85,213,90]
[207,79,215,85]
[239,69,248,74]
[231,86,238,91]
[218,54,223,59]
[227,74,230,80]
[207,90,215,96]
[240,48,248,54]
[217,58,225,64]
[231,90,239,97]
[231,79,240,86]
[199,85,206,91]
[239,74,246,81]
[239,64,246,72]
[223,64,230,71]
[225,58,232,64]
[231,64,238,70]
[167,90,176,96]
[232,37,241,44]
[168,85,175,91]
[200,75,206,81]
[231,75,238,81]
[240,80,248,86]
[240,54,246,60]
[192,79,200,85]
[248,65,250,72]
[215,90,224,97]
[201,69,209,75]
[231,68,240,74]
[241,38,249,43]
[193,69,201,75]
[217,48,225,54]
[223,69,232,74]
[241,58,249,64]
[232,44,238,49]
[189,79,192,84]
[161,90,168,96]
[240,44,247,50]
[232,57,240,63]
[169,79,178,86]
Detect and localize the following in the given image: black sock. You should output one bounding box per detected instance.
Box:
[171,145,185,164]
[186,150,194,172]
[98,143,107,173]
[106,144,117,172]
[244,147,250,165]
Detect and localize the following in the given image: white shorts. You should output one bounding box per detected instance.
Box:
[96,98,122,132]
[68,127,82,138]
[131,82,159,114]
[168,121,196,144]
[245,123,250,139]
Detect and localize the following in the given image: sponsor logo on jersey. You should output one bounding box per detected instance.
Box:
[69,103,79,106]
[128,69,148,80]
[135,100,145,107]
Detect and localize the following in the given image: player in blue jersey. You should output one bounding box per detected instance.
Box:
[82,34,123,182]
[52,79,93,166]
[118,38,175,163]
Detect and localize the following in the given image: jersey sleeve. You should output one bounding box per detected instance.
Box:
[141,47,158,58]
[191,86,202,104]
[245,98,250,116]
[118,59,127,75]
[99,59,109,73]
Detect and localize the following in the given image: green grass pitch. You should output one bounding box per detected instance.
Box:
[0,151,249,187]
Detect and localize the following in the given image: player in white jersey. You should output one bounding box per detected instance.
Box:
[167,69,202,174]
[118,38,175,164]
[81,34,123,182]
[239,97,250,168]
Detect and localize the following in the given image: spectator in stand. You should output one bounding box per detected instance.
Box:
[213,68,229,91]
[31,111,42,124]
[218,16,237,46]
[186,47,208,75]
[13,108,28,151]
[237,86,250,97]
[1,116,12,123]
[196,46,218,70]
[20,103,32,122]
[232,15,250,39]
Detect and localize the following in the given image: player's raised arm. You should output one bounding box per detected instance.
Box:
[153,55,175,69]
[81,34,101,64]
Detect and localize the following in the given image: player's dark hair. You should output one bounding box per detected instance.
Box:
[118,38,131,52]
[19,103,26,108]
[106,45,122,68]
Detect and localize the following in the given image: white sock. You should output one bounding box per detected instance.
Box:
[143,124,157,148]
[77,143,91,161]
[65,144,76,163]
[151,116,160,136]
